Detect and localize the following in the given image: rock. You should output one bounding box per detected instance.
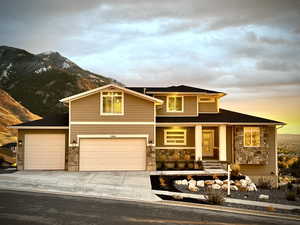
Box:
[215,179,223,185]
[196,180,205,188]
[240,179,247,187]
[221,184,228,190]
[174,180,182,185]
[235,181,241,187]
[259,194,269,200]
[181,179,188,186]
[205,180,215,185]
[230,185,238,191]
[188,184,199,192]
[248,183,257,191]
[246,186,255,192]
[172,194,183,200]
[212,184,221,190]
[188,179,197,186]
[245,176,251,181]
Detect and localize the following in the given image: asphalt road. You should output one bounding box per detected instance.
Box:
[0,190,298,225]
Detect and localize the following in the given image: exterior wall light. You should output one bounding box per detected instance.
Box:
[18,140,23,147]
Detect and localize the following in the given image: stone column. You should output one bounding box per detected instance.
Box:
[16,144,24,170]
[146,145,156,171]
[67,146,79,171]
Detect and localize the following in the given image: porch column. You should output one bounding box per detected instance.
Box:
[219,125,227,161]
[195,125,202,160]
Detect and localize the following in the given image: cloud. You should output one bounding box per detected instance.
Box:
[256,60,300,72]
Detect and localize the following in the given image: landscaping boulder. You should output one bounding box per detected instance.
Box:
[212,184,221,190]
[259,194,269,200]
[215,179,223,185]
[188,184,199,192]
[205,180,214,185]
[221,184,228,190]
[174,180,182,185]
[188,179,197,186]
[230,185,238,191]
[181,179,188,186]
[240,179,248,188]
[196,180,205,188]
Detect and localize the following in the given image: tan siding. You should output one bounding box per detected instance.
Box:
[198,102,218,113]
[240,126,277,176]
[71,91,154,122]
[156,127,195,147]
[155,96,198,116]
[71,124,154,144]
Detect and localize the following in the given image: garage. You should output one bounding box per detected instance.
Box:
[24,134,66,170]
[79,138,146,171]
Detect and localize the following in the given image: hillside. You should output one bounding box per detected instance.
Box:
[278,134,300,155]
[0,46,120,116]
[0,88,40,146]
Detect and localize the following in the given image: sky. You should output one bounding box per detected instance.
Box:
[0,0,300,134]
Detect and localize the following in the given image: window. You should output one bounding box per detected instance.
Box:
[101,91,123,115]
[167,96,183,112]
[164,129,186,145]
[199,97,215,103]
[244,127,260,147]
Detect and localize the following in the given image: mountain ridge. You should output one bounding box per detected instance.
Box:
[0,46,120,116]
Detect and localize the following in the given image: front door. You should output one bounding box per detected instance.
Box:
[202,130,214,157]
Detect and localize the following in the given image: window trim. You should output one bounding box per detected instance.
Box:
[243,127,261,147]
[166,96,184,113]
[100,91,124,116]
[164,129,187,146]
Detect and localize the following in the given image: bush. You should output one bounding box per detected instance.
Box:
[230,164,240,177]
[205,189,225,205]
[257,177,272,189]
[286,191,296,201]
[297,186,300,195]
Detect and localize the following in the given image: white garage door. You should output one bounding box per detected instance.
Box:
[80,138,146,171]
[24,134,65,170]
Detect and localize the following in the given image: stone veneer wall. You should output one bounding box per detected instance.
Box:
[146,146,156,171]
[16,144,24,170]
[234,126,269,164]
[67,146,79,171]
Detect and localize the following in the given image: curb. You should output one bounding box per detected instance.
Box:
[1,187,300,221]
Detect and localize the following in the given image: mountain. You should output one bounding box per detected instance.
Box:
[0,46,119,116]
[0,88,40,146]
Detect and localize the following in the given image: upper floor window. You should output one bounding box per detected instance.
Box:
[199,97,215,103]
[164,129,186,145]
[101,91,123,115]
[244,127,260,147]
[167,96,183,112]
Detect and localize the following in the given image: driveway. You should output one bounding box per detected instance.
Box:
[0,171,159,201]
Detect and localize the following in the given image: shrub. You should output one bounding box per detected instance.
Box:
[296,186,300,195]
[187,175,193,181]
[230,164,240,177]
[205,189,225,205]
[266,206,276,212]
[257,177,272,189]
[286,191,296,201]
[287,182,293,191]
[159,176,167,187]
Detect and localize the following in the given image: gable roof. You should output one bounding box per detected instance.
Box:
[9,113,69,129]
[60,84,163,104]
[156,109,285,125]
[127,85,225,95]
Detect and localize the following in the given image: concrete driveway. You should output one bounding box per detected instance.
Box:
[0,171,159,201]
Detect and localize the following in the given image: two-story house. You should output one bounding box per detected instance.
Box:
[11,84,285,186]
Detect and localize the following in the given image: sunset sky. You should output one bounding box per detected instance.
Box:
[1,0,299,134]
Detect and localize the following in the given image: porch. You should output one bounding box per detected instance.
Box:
[155,125,230,170]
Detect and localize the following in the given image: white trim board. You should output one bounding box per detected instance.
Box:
[75,134,150,146]
[156,122,284,126]
[71,121,155,125]
[8,126,68,129]
[60,84,163,104]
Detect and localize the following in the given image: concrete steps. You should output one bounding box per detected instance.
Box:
[201,160,224,170]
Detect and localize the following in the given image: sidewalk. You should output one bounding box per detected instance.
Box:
[0,171,160,201]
